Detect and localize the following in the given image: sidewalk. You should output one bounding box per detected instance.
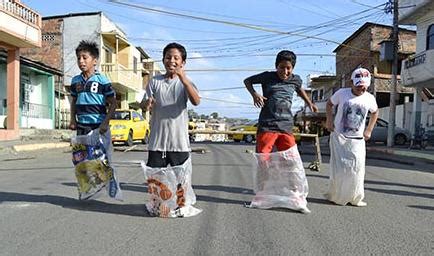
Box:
[301,136,434,166]
[1,133,434,165]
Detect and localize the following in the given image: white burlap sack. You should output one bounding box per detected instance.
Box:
[326,132,366,206]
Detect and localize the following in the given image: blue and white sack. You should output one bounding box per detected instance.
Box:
[71,129,122,201]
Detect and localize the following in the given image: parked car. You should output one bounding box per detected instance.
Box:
[228,119,301,143]
[368,117,410,145]
[110,109,150,146]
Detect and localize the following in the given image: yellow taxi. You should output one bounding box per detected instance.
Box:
[228,119,301,143]
[110,109,150,146]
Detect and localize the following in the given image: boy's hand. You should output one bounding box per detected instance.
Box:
[309,103,319,113]
[252,92,267,108]
[325,119,334,132]
[69,120,77,130]
[99,123,109,134]
[175,64,186,78]
[363,130,372,141]
[144,97,155,112]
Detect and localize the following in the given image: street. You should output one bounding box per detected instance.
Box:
[0,142,433,255]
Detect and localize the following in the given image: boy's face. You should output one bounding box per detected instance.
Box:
[77,51,97,74]
[351,84,367,96]
[163,48,185,75]
[276,60,293,81]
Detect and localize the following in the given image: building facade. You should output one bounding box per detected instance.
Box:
[333,22,416,109]
[22,12,157,126]
[0,0,41,140]
[399,0,434,138]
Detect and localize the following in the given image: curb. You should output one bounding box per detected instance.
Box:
[12,142,70,152]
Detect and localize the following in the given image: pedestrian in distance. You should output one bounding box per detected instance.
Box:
[244,50,318,214]
[69,40,117,136]
[325,67,379,207]
[140,42,201,218]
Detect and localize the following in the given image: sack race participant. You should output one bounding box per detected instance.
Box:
[141,158,202,218]
[71,129,122,201]
[325,67,378,206]
[140,43,202,218]
[248,145,310,213]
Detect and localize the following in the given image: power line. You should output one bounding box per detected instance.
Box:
[107,0,383,54]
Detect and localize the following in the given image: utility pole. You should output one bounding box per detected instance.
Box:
[387,0,399,147]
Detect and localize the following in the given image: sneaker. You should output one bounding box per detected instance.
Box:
[351,201,367,207]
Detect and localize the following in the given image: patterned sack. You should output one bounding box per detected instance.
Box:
[249,145,310,213]
[71,129,122,201]
[141,157,202,218]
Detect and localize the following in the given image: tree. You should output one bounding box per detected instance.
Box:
[210,112,219,119]
[188,109,198,119]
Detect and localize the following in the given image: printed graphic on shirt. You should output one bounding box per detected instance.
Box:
[342,101,367,136]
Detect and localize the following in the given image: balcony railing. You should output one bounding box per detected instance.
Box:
[100,63,142,92]
[0,0,41,28]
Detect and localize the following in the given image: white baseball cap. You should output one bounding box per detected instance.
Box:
[351,67,371,87]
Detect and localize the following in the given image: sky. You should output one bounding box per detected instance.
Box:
[22,0,393,119]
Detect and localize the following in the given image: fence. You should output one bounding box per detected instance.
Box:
[55,108,70,129]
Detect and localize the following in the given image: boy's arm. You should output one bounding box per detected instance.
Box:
[69,96,77,130]
[140,81,155,112]
[325,99,335,132]
[297,88,318,113]
[176,68,200,106]
[364,110,378,141]
[99,96,117,134]
[244,78,267,108]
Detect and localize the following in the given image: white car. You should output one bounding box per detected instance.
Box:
[368,117,410,145]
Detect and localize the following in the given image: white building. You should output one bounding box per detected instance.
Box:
[399,0,434,138]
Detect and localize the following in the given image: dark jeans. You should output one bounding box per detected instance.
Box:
[146,151,189,168]
[77,123,100,136]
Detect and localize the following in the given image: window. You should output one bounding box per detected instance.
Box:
[133,57,138,74]
[319,89,324,101]
[427,24,434,50]
[104,48,112,63]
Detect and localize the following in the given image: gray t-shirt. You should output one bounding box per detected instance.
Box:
[244,71,302,133]
[145,75,194,152]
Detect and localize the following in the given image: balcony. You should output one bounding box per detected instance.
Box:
[401,50,434,88]
[0,0,41,48]
[101,63,141,93]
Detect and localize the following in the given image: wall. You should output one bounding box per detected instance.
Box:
[63,14,101,84]
[20,18,64,71]
[415,9,434,52]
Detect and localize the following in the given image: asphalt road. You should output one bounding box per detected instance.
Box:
[0,142,433,255]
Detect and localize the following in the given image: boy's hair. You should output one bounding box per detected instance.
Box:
[75,40,99,59]
[163,42,187,61]
[275,50,296,67]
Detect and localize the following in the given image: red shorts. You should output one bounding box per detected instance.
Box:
[256,131,296,153]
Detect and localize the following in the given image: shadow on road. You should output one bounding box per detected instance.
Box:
[193,184,253,195]
[0,191,148,217]
[407,205,434,211]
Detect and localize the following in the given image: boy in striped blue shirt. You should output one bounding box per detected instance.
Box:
[69,40,116,135]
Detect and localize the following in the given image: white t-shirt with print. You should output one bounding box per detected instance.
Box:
[144,75,195,152]
[330,88,378,138]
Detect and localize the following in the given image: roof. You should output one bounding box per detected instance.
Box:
[42,12,102,20]
[333,22,416,53]
[136,47,151,59]
[0,51,62,76]
[399,0,434,25]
